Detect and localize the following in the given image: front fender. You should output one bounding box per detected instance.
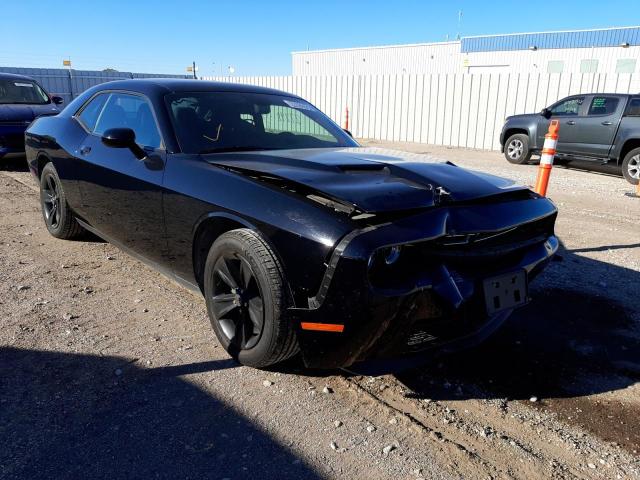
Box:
[162,154,356,303]
[501,116,541,150]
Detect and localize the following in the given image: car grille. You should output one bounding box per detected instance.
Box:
[368,213,556,289]
[430,214,556,253]
[419,213,556,272]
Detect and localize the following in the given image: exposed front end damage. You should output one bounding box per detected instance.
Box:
[290,195,558,370]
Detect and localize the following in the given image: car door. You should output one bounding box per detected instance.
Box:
[74,91,169,265]
[540,96,587,154]
[568,95,626,158]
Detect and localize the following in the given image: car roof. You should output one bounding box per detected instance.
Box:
[90,78,301,99]
[0,72,37,81]
[559,92,631,98]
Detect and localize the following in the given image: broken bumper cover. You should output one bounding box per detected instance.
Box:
[290,196,558,370]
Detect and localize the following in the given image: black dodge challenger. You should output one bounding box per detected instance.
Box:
[25,79,558,370]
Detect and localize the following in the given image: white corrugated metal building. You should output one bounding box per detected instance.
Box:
[292,26,640,75]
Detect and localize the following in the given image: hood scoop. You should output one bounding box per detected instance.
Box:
[337,164,389,174]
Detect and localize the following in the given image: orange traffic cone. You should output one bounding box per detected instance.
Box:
[534,120,560,197]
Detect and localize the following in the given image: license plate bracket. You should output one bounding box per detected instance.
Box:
[483,270,528,315]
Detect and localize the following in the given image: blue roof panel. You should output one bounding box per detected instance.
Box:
[462,27,640,52]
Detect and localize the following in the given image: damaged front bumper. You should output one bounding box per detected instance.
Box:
[289,196,558,370]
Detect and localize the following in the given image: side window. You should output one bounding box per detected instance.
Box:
[626,98,640,116]
[547,60,564,74]
[261,104,333,140]
[240,113,256,126]
[616,59,636,74]
[580,59,598,73]
[588,96,620,116]
[550,97,584,116]
[77,94,109,131]
[95,93,161,149]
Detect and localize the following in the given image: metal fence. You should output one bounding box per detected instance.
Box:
[204,72,640,151]
[0,67,190,105]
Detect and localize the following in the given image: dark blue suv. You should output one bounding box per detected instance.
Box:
[0,72,63,160]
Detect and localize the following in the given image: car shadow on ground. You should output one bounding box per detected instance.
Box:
[0,348,322,480]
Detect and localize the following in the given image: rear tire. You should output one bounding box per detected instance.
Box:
[39,163,85,239]
[504,134,532,165]
[203,229,299,368]
[621,148,640,185]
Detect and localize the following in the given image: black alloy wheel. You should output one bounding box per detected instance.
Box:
[211,253,264,350]
[39,162,84,239]
[42,173,61,229]
[204,229,299,367]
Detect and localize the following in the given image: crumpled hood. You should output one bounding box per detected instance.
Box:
[0,103,60,123]
[204,147,527,213]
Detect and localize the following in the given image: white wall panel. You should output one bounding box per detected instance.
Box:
[202,72,640,151]
[292,43,640,76]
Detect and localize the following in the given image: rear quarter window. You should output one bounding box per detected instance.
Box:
[587,97,619,116]
[625,98,640,116]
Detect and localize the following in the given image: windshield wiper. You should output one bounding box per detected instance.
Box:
[198,146,279,154]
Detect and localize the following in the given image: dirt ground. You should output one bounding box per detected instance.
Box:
[1,142,638,480]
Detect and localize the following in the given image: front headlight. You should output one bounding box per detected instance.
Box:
[368,246,402,269]
[383,246,401,265]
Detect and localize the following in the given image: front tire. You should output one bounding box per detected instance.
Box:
[204,229,299,368]
[622,148,640,185]
[39,163,85,239]
[504,134,532,165]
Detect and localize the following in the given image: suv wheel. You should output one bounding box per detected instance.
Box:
[622,148,640,185]
[504,134,532,165]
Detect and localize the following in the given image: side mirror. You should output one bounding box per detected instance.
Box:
[101,128,146,160]
[51,96,64,105]
[540,108,552,119]
[343,128,353,138]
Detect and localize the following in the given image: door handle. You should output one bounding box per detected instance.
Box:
[79,146,91,155]
[566,121,576,125]
[601,121,613,126]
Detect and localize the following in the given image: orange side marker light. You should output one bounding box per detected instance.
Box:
[301,322,345,333]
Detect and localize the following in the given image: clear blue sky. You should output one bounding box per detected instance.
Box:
[2,0,639,76]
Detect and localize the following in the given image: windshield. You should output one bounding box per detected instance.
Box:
[0,79,50,105]
[166,91,358,154]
